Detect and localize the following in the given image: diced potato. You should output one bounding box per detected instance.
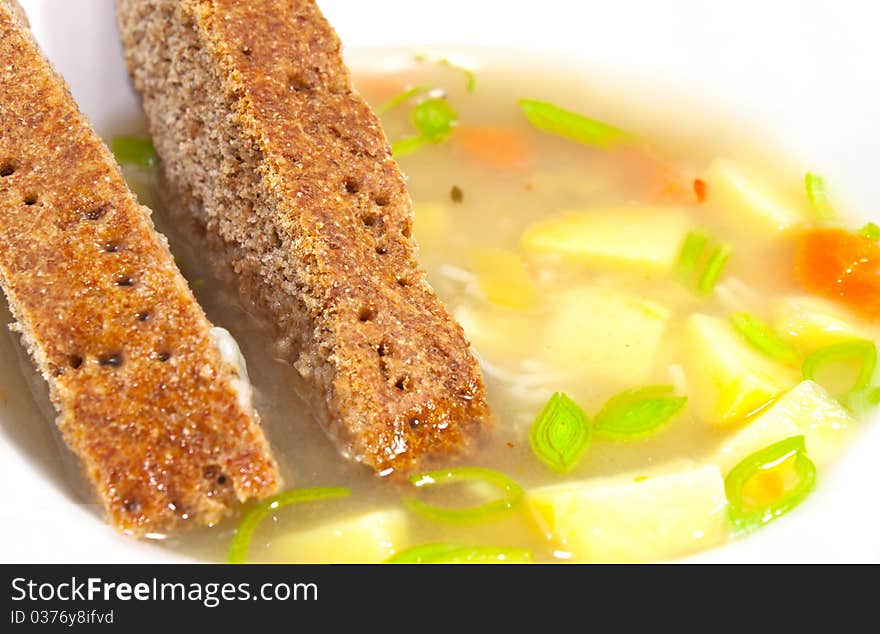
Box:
[520,206,690,274]
[704,159,802,233]
[714,380,853,474]
[542,286,670,384]
[271,509,408,563]
[412,202,450,245]
[682,314,798,425]
[526,464,727,563]
[471,248,537,309]
[772,295,873,353]
[455,303,537,362]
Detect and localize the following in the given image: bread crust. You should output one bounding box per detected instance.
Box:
[0,1,280,535]
[117,0,492,475]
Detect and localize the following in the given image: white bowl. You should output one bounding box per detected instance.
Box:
[3,0,879,563]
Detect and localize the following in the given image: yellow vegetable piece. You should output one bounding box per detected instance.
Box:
[271,509,408,563]
[412,202,450,245]
[704,159,802,234]
[771,295,874,353]
[472,248,537,309]
[526,464,727,563]
[682,314,797,426]
[520,206,690,273]
[714,380,852,474]
[543,286,670,385]
[454,303,536,363]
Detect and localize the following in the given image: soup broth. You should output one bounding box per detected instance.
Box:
[5,50,879,563]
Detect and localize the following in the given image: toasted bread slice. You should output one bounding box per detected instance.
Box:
[0,0,280,535]
[116,0,491,476]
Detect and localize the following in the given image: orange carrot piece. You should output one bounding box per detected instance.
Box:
[796,227,880,320]
[456,126,530,170]
[693,178,707,203]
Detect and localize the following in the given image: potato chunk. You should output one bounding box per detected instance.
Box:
[683,314,797,425]
[521,206,690,273]
[543,286,670,384]
[772,295,873,353]
[271,509,408,563]
[704,159,802,234]
[526,464,728,562]
[714,380,852,474]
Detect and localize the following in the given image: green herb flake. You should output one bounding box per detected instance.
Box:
[391,135,427,157]
[676,231,710,282]
[386,543,533,564]
[697,243,732,295]
[377,83,431,115]
[858,222,880,241]
[725,435,816,535]
[111,136,158,169]
[804,172,836,222]
[412,97,458,143]
[519,99,626,149]
[227,487,351,563]
[403,467,524,523]
[529,392,592,473]
[675,231,732,296]
[593,386,687,440]
[730,312,800,366]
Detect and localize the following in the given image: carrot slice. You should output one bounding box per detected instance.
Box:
[456,126,529,170]
[796,227,880,319]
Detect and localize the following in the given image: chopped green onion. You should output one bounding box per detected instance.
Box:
[697,243,732,295]
[227,487,350,563]
[403,467,523,523]
[519,99,625,149]
[676,231,710,282]
[391,135,427,156]
[725,435,816,534]
[412,97,458,143]
[414,53,476,92]
[730,312,800,366]
[386,543,533,564]
[528,392,591,472]
[805,172,836,222]
[858,222,880,241]
[377,83,431,115]
[675,231,731,295]
[802,340,877,412]
[111,136,158,168]
[593,386,687,440]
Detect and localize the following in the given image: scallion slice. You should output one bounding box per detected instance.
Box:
[414,53,476,92]
[519,99,625,148]
[386,543,533,564]
[805,172,836,222]
[412,97,458,143]
[858,222,880,241]
[529,392,591,472]
[730,312,800,366]
[377,83,431,115]
[593,386,687,440]
[391,135,427,156]
[403,467,524,523]
[675,231,731,295]
[697,243,732,295]
[801,340,877,412]
[227,487,351,563]
[725,435,816,534]
[111,136,158,168]
[676,231,710,282]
